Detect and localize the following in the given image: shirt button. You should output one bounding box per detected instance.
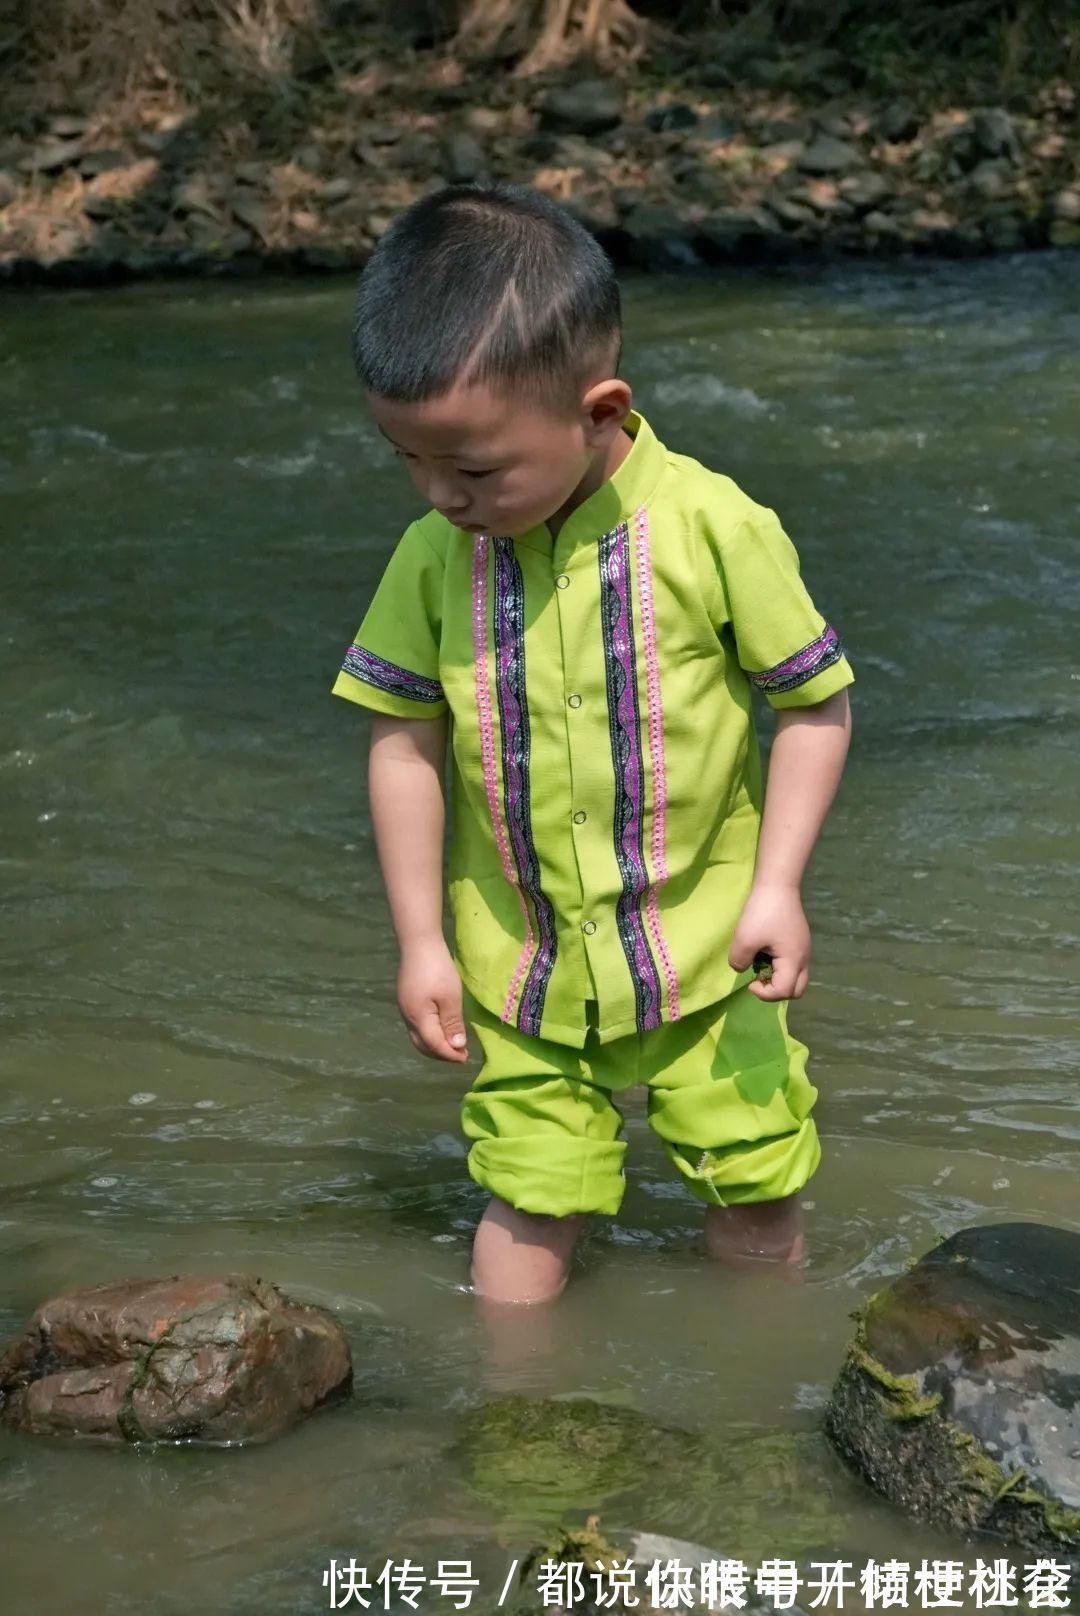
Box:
[567,693,582,708]
[572,810,587,824]
[555,573,570,589]
[582,920,597,935]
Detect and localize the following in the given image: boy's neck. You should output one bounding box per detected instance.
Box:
[545,425,634,543]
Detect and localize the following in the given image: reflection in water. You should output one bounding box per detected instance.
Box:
[2,255,1079,1612]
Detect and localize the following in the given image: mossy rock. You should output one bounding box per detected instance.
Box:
[693,1429,865,1564]
[455,1394,859,1560]
[825,1223,1080,1561]
[454,1394,694,1529]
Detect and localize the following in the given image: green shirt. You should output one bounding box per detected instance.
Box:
[332,408,854,1048]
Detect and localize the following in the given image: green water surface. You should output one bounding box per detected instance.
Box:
[1,255,1078,1612]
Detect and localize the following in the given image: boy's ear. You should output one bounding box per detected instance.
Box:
[581,377,632,434]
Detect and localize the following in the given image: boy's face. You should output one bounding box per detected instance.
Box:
[366,375,630,538]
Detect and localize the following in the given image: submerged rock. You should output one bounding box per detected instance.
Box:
[0,1273,351,1445]
[455,1393,861,1560]
[825,1223,1080,1558]
[456,1394,681,1523]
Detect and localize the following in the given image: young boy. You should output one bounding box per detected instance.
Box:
[332,182,854,1307]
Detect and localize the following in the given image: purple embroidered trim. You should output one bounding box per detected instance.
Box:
[341,643,444,704]
[598,519,664,1033]
[491,537,558,1036]
[747,624,844,695]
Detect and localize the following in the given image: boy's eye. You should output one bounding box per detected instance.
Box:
[392,449,494,479]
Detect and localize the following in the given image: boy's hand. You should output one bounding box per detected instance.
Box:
[397,935,470,1062]
[729,884,811,1001]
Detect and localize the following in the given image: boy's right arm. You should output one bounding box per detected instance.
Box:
[368,711,469,1064]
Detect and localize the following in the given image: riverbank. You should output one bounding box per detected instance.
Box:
[2,19,1079,286]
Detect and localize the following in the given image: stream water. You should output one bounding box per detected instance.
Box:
[2,253,1078,1613]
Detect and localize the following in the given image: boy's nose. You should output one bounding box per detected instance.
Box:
[430,484,469,520]
[434,490,471,516]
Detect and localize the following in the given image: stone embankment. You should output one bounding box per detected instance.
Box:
[2,57,1078,284]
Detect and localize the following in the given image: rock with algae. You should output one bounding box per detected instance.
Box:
[455,1393,860,1561]
[825,1223,1080,1560]
[456,1395,690,1519]
[0,1273,352,1445]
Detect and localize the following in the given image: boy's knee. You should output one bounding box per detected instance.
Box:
[471,1196,589,1304]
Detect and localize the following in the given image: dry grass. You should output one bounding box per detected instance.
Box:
[4,0,352,127]
[8,0,1078,127]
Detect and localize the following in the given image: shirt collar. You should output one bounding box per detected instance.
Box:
[512,407,668,556]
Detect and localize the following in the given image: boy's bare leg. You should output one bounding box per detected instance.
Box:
[471,1195,588,1304]
[703,1193,805,1269]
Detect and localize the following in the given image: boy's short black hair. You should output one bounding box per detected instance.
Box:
[352,181,622,417]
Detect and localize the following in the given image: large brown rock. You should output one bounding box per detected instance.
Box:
[0,1273,352,1445]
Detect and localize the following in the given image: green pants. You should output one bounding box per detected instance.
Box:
[460,982,820,1218]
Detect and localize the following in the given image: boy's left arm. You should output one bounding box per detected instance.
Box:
[729,688,852,1001]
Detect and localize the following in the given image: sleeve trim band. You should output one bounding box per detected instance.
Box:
[341,643,445,704]
[746,624,844,694]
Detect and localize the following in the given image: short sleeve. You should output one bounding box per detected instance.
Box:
[331,520,449,719]
[712,507,855,710]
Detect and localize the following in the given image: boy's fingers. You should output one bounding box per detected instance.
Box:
[774,962,800,997]
[433,985,469,1056]
[404,1019,430,1054]
[736,944,776,992]
[405,1004,454,1061]
[441,1012,468,1054]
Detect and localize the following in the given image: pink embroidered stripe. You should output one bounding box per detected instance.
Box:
[471,535,535,1024]
[632,505,681,1020]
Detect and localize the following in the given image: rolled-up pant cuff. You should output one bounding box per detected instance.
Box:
[661,1118,821,1207]
[466,1137,627,1217]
